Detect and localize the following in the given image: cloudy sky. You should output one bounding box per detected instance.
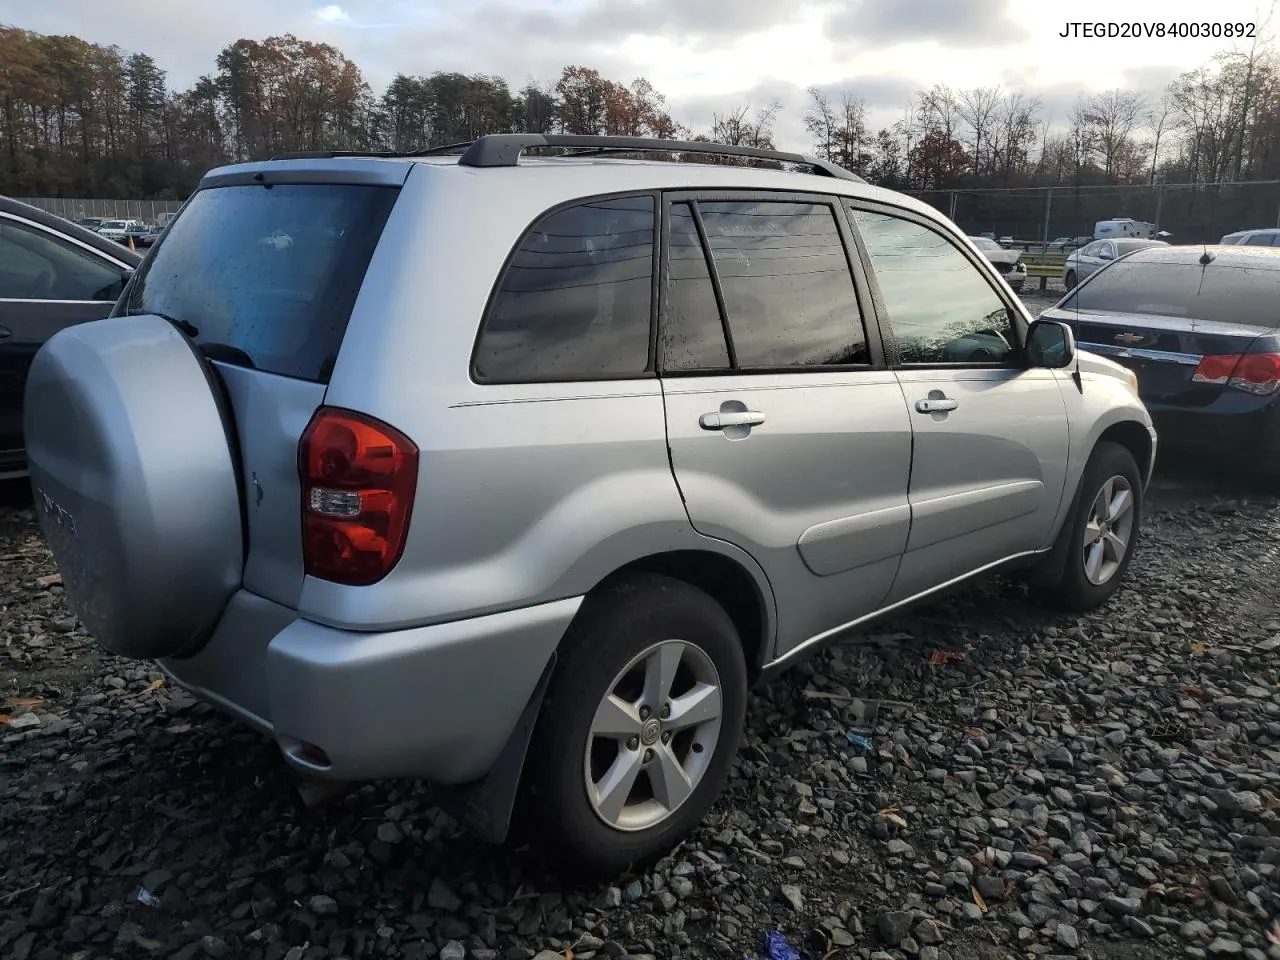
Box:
[9,0,1274,150]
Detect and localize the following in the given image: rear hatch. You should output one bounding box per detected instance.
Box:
[115,167,404,610]
[1045,255,1280,407]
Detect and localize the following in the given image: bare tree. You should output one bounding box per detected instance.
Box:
[956,86,1001,177]
[992,91,1041,185]
[1081,89,1149,182]
[914,83,961,140]
[1143,92,1174,183]
[710,100,781,150]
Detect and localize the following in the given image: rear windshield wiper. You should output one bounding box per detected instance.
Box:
[197,342,256,370]
[122,310,255,369]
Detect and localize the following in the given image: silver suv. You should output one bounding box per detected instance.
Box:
[25,135,1156,876]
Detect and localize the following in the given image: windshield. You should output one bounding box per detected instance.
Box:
[122,182,398,383]
[969,237,1001,251]
[1060,258,1280,327]
[103,221,126,229]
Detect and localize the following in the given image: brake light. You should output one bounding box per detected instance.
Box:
[1192,352,1280,396]
[299,407,419,585]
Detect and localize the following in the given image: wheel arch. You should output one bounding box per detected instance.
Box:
[592,549,776,682]
[1097,419,1154,487]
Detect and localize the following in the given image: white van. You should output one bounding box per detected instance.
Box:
[1094,218,1156,240]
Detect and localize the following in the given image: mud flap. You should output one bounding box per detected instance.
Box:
[433,652,558,844]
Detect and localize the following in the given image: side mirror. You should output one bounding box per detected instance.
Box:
[1026,318,1076,370]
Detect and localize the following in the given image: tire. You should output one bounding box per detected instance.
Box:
[1064,270,1077,290]
[1039,441,1142,612]
[518,573,748,877]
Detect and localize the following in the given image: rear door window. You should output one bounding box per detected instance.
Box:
[1061,259,1280,327]
[660,197,870,373]
[122,183,399,383]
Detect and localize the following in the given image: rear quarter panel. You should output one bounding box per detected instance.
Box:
[309,164,778,635]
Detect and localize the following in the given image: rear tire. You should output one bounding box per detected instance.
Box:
[1063,270,1077,290]
[1038,442,1142,612]
[518,573,748,878]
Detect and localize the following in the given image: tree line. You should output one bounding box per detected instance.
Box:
[2,21,1279,201]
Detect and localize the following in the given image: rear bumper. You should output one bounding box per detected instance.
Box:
[158,589,580,784]
[1147,392,1280,458]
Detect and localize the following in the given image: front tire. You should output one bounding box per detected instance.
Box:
[1063,270,1077,290]
[1040,441,1142,612]
[519,573,748,877]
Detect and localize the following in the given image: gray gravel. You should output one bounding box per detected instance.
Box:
[2,459,1280,959]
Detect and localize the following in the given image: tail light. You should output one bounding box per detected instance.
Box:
[299,407,419,585]
[1192,352,1280,396]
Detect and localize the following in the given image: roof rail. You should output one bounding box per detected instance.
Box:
[454,134,865,183]
[268,142,474,161]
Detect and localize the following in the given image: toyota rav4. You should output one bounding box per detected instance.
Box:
[25,134,1156,876]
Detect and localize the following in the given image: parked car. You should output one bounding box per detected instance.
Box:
[1220,227,1280,246]
[0,196,140,477]
[122,222,157,247]
[1064,238,1168,289]
[25,135,1156,875]
[95,218,140,241]
[73,216,106,231]
[1043,244,1280,465]
[969,236,1028,290]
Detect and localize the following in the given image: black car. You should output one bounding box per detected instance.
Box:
[1040,244,1280,462]
[0,196,141,477]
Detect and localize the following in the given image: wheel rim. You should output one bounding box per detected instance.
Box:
[1082,474,1135,585]
[583,639,723,832]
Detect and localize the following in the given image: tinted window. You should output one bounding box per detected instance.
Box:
[475,196,654,381]
[852,208,1015,365]
[0,218,125,301]
[697,200,868,368]
[1245,233,1275,246]
[123,183,398,383]
[1061,259,1280,327]
[662,202,729,370]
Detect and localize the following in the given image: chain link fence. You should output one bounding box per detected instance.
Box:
[17,182,1280,245]
[15,197,184,223]
[904,180,1280,245]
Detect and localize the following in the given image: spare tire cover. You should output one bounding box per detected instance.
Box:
[24,314,244,659]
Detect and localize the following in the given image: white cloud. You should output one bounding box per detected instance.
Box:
[5,0,1275,151]
[314,4,350,22]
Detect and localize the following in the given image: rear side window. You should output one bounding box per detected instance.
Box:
[474,196,655,382]
[123,183,398,383]
[1061,259,1280,327]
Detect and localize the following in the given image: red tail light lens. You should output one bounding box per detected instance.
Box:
[299,407,419,585]
[1192,352,1280,396]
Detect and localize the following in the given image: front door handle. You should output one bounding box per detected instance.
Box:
[700,410,766,430]
[915,397,958,414]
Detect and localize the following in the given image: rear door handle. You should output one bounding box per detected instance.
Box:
[915,397,958,414]
[700,410,766,430]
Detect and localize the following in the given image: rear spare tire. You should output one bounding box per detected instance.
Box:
[24,314,244,659]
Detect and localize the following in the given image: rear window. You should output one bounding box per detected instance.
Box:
[122,182,398,383]
[1061,259,1280,327]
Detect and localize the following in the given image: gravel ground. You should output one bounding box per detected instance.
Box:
[3,421,1280,957]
